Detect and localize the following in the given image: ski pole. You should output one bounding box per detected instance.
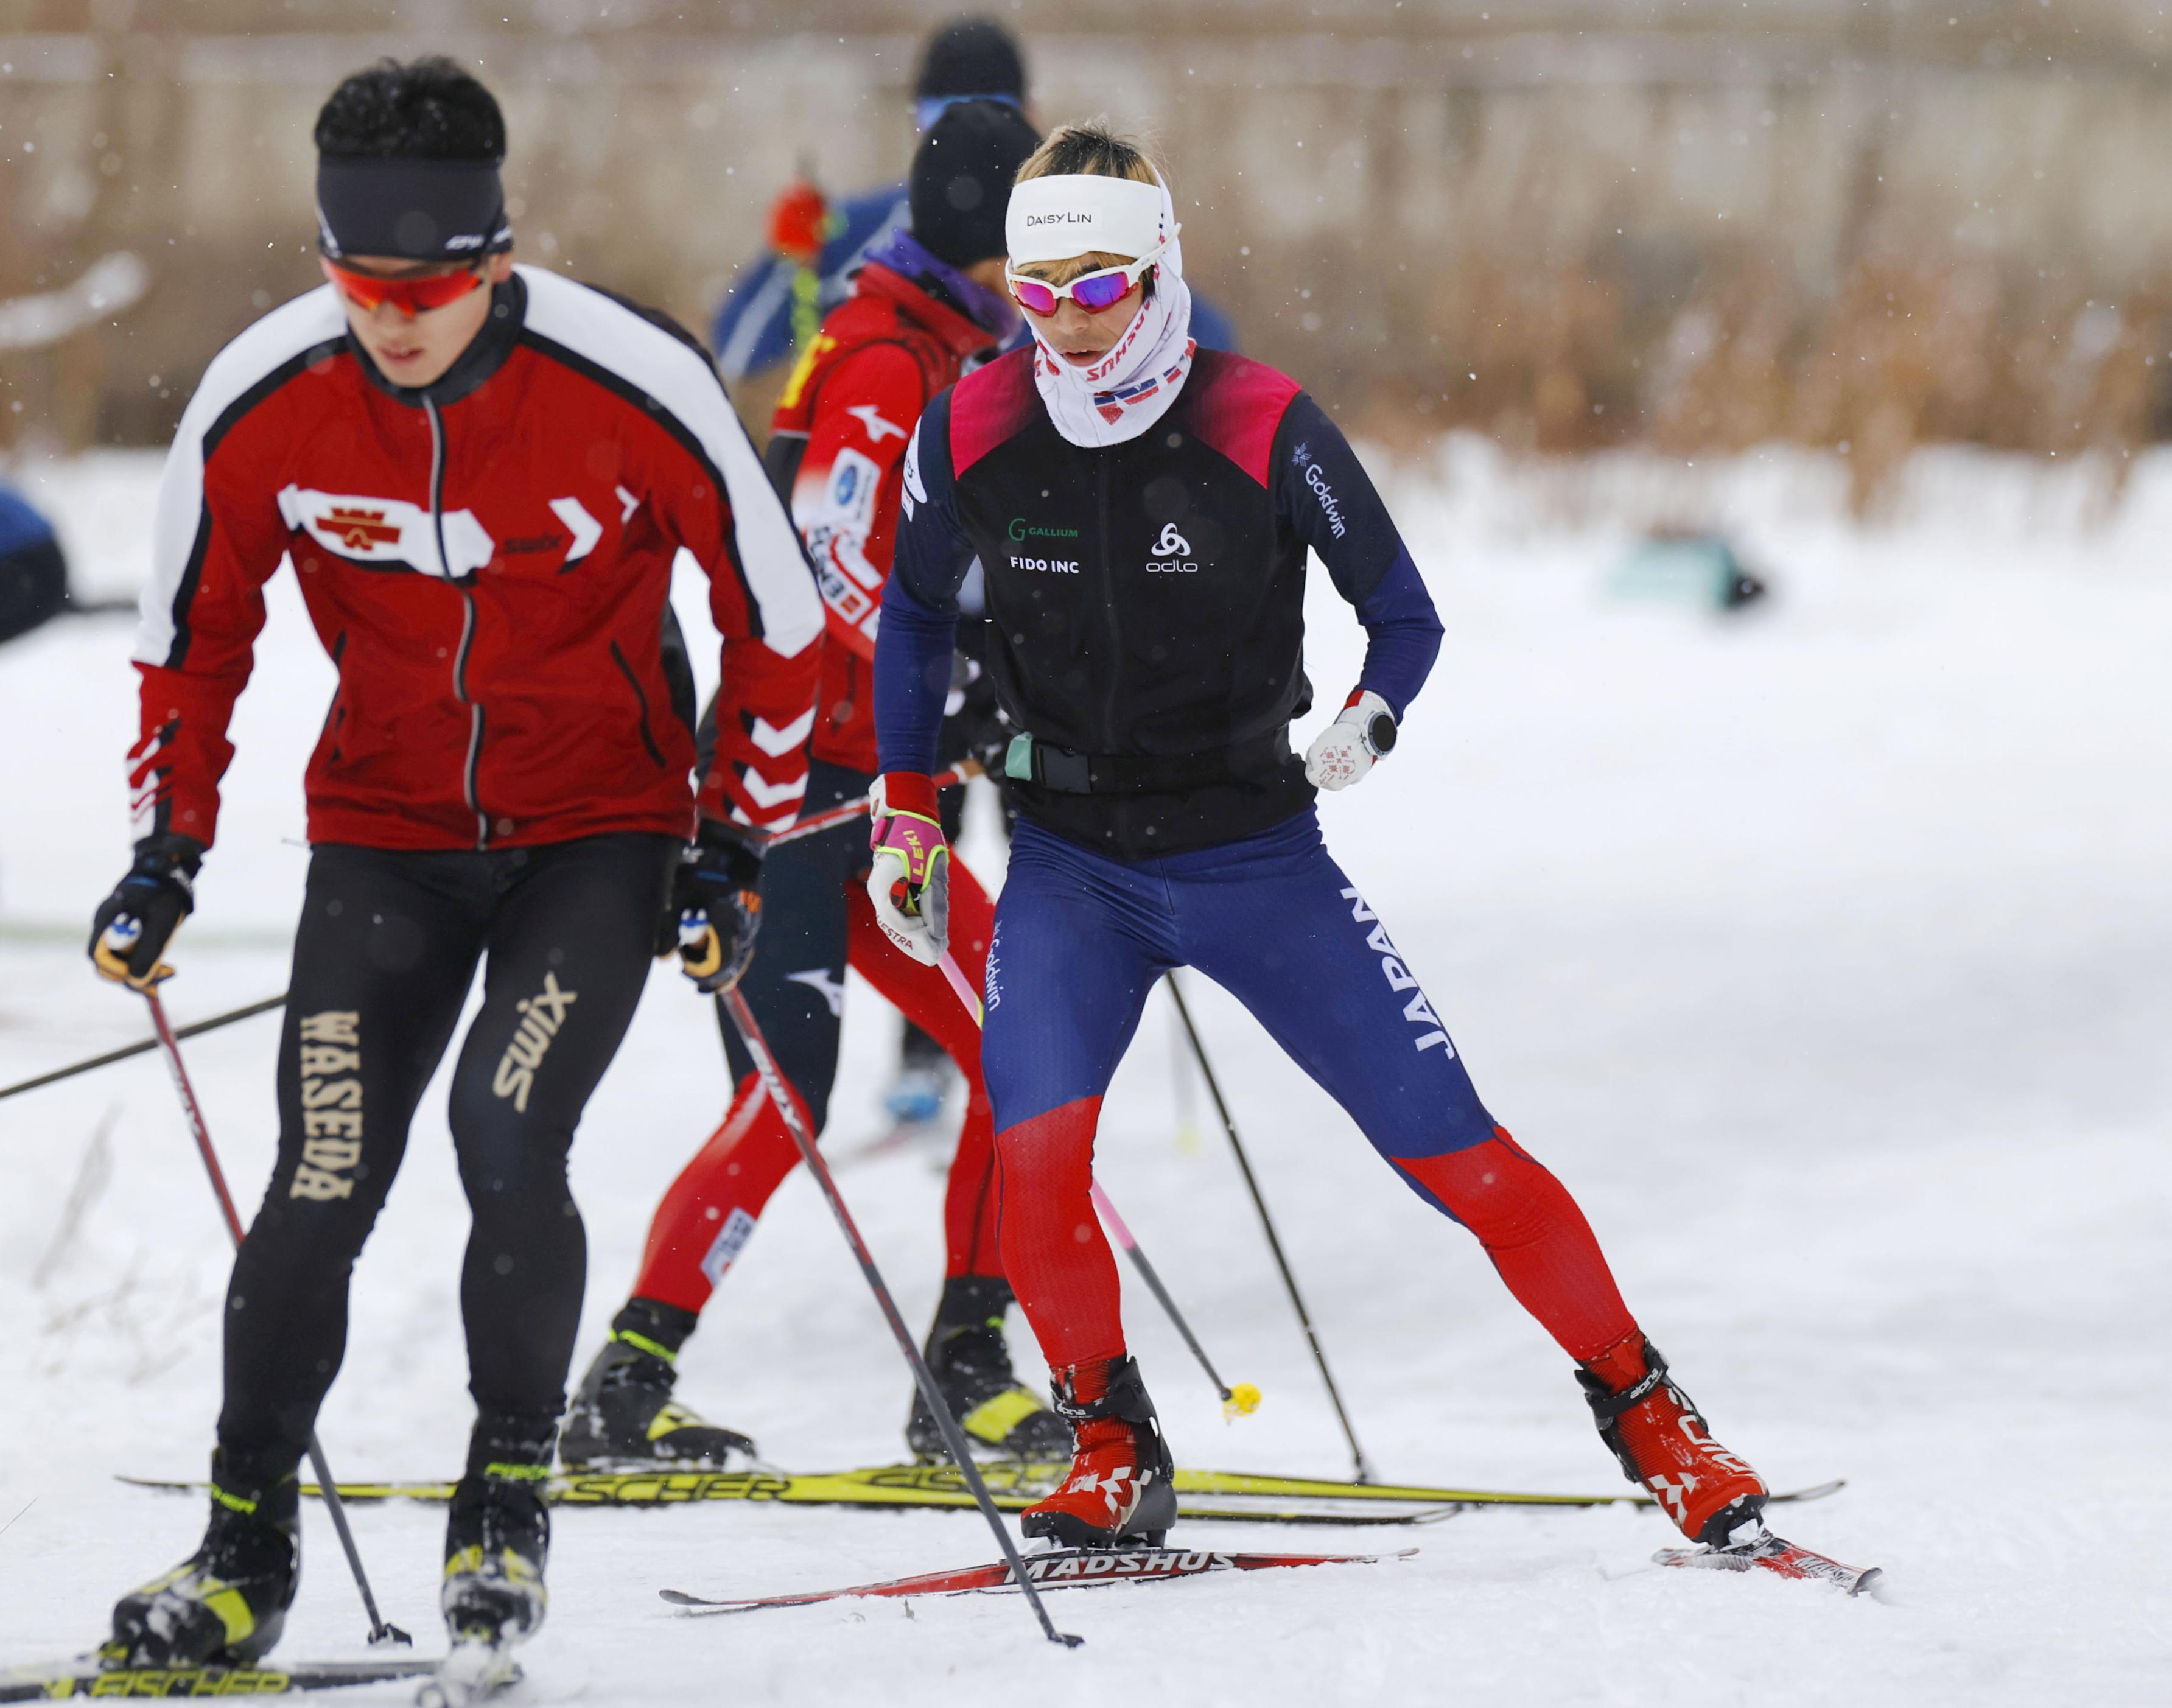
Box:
[765,761,974,850]
[1,992,287,1104]
[718,986,1082,1650]
[4,775,979,1108]
[1086,1180,1259,1421]
[7,766,982,1104]
[143,989,412,1650]
[934,953,1259,1421]
[1164,973,1375,1482]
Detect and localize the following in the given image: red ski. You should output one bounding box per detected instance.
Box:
[1654,1532,1882,1596]
[661,1545,1412,1614]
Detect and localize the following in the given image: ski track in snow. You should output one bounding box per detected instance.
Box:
[1,443,2167,1704]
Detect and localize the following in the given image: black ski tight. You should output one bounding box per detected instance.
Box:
[217,834,673,1484]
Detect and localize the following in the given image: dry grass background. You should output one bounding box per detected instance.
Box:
[8,1,2172,510]
[1364,245,2172,513]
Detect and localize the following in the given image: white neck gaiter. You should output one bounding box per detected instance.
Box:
[1018,175,1195,449]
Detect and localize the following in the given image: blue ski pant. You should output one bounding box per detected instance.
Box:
[983,809,1496,1154]
[979,808,1637,1372]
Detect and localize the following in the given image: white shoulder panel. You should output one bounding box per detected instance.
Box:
[135,285,348,667]
[516,266,822,657]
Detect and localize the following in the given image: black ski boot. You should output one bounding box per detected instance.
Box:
[905,1276,1071,1461]
[1020,1354,1179,1549]
[108,1455,298,1667]
[441,1419,555,1651]
[559,1300,757,1470]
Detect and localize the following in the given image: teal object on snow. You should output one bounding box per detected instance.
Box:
[1607,533,1767,612]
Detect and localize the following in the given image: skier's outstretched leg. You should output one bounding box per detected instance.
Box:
[846,864,1069,1459]
[113,847,489,1667]
[1179,812,1768,1546]
[981,823,1180,1545]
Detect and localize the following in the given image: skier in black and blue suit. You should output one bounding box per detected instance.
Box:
[864,122,1787,1563]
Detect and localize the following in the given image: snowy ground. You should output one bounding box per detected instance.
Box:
[1,441,2167,1704]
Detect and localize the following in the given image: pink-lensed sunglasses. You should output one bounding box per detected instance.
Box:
[1006,236,1171,317]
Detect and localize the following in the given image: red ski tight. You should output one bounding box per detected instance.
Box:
[1392,1130,1635,1363]
[992,1097,1126,1370]
[997,1106,1633,1371]
[632,856,1000,1315]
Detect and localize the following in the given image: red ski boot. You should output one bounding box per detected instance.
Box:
[1020,1354,1178,1549]
[1577,1335,1768,1545]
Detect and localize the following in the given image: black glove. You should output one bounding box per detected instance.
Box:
[667,820,765,994]
[89,833,203,991]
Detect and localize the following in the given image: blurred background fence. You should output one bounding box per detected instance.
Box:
[9,1,2172,508]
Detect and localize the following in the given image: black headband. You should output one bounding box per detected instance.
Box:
[315,156,511,262]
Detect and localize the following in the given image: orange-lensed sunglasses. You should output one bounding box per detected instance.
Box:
[319,256,488,318]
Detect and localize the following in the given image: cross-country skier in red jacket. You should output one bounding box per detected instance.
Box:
[87,59,821,1669]
[560,101,1072,1469]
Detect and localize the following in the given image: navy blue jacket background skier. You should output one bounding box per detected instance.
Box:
[709,18,1236,382]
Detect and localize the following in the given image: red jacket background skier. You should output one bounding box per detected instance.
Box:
[560,101,1071,1471]
[768,248,1001,773]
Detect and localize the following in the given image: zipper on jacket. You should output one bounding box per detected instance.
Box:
[1095,455,1124,749]
[427,395,489,850]
[609,640,668,769]
[454,593,485,849]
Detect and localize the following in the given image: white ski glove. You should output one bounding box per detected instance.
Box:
[866,772,950,966]
[1304,690,1398,791]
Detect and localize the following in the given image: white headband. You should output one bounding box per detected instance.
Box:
[1005,173,1166,265]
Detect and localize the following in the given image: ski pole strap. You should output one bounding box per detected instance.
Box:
[1001,730,1294,795]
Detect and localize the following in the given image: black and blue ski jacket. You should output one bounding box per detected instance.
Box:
[875,346,1443,858]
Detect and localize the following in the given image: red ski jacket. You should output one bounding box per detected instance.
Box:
[767,259,999,773]
[131,267,824,853]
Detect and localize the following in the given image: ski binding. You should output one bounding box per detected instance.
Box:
[1654,1529,1883,1596]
